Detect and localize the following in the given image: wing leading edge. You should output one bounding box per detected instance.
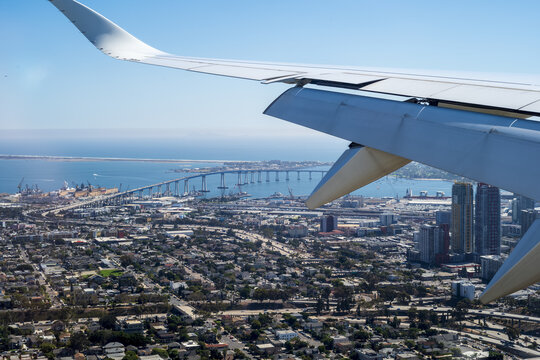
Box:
[49,0,540,116]
[47,0,540,303]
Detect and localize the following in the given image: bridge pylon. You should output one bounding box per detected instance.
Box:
[237,172,242,186]
[266,171,270,182]
[275,171,279,182]
[297,171,300,180]
[286,171,289,181]
[183,179,189,195]
[218,173,228,189]
[258,171,262,183]
[201,175,210,192]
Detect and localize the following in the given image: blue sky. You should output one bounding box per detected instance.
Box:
[2,0,540,151]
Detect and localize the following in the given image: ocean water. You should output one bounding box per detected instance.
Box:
[0,158,452,198]
[0,134,453,197]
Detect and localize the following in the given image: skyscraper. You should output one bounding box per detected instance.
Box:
[320,215,338,232]
[475,183,501,255]
[419,224,449,265]
[512,195,535,224]
[451,182,473,254]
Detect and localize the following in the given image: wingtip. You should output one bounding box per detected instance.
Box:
[48,0,164,60]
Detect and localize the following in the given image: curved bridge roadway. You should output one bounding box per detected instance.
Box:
[42,168,326,216]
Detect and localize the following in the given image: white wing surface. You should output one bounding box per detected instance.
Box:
[49,0,540,117]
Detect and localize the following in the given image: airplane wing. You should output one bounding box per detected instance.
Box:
[50,0,540,116]
[48,0,540,303]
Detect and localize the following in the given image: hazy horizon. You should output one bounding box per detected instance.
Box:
[0,128,348,162]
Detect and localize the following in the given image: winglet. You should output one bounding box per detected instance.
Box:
[305,145,410,209]
[480,218,540,303]
[48,0,164,60]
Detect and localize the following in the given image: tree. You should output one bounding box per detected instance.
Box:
[407,307,418,322]
[488,350,503,360]
[389,316,401,329]
[69,331,89,351]
[40,342,56,354]
[506,326,520,341]
[452,300,469,322]
[239,286,251,299]
[352,329,370,341]
[152,348,169,359]
[322,287,331,310]
[99,313,118,330]
[316,297,325,315]
[334,285,354,313]
[123,351,139,360]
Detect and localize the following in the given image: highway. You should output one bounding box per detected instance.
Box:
[433,327,540,358]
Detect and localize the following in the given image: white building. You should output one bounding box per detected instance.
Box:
[480,255,504,281]
[275,330,298,341]
[380,213,398,226]
[451,280,475,300]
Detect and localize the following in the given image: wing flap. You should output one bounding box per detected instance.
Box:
[306,145,410,209]
[480,219,540,304]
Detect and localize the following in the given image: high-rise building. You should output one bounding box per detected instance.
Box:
[320,215,338,232]
[512,195,535,224]
[451,182,473,254]
[475,183,501,256]
[435,210,451,226]
[418,224,449,265]
[521,209,538,235]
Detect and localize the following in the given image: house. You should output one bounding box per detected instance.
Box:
[103,342,125,359]
[256,343,277,355]
[303,319,323,334]
[355,349,383,360]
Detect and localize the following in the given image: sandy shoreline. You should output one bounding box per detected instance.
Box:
[0,154,249,164]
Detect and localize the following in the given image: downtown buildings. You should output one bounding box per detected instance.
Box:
[475,183,501,256]
[451,182,474,254]
[450,182,502,256]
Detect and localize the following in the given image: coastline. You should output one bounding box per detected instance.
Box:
[0,154,248,164]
